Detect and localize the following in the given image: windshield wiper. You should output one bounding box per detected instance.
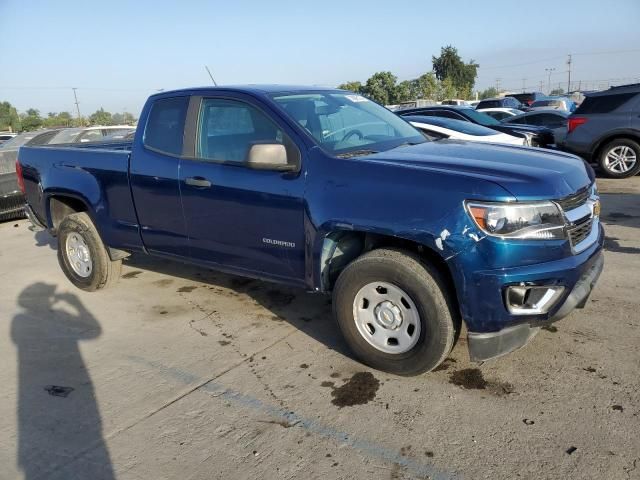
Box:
[336,149,378,158]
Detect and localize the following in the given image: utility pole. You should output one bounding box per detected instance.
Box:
[539,80,544,92]
[522,78,526,93]
[72,88,81,121]
[205,66,217,86]
[545,68,556,94]
[566,54,572,93]
[495,77,501,93]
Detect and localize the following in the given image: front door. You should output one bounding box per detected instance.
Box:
[179,95,306,283]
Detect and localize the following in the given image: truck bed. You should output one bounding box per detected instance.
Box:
[19,143,143,252]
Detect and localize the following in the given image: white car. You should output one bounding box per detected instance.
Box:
[405,115,526,146]
[476,107,523,121]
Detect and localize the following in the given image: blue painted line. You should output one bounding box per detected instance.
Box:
[128,355,461,480]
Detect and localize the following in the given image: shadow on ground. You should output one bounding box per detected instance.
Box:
[123,253,351,357]
[11,282,114,480]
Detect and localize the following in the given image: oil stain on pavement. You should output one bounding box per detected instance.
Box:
[323,372,380,407]
[449,368,514,395]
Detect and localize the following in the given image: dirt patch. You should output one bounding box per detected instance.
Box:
[218,340,230,346]
[320,381,335,388]
[177,285,198,293]
[433,358,457,372]
[152,279,174,287]
[122,270,143,279]
[44,385,74,397]
[542,325,558,332]
[329,372,341,378]
[299,363,309,369]
[330,372,380,408]
[449,368,514,395]
[450,368,487,389]
[611,405,624,412]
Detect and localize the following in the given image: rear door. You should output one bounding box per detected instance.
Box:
[129,96,190,257]
[179,94,306,283]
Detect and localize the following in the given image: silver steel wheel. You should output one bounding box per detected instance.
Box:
[352,281,421,354]
[604,146,637,174]
[65,232,92,278]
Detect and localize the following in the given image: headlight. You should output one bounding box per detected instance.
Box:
[465,201,566,239]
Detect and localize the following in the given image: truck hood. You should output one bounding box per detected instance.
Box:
[365,140,593,200]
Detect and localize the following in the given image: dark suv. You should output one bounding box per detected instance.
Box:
[506,92,546,108]
[561,83,640,178]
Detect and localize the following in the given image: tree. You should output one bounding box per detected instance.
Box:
[0,101,21,131]
[410,73,438,100]
[43,111,74,128]
[338,81,363,93]
[394,80,414,103]
[89,108,113,126]
[436,77,458,101]
[550,87,564,95]
[432,46,479,97]
[361,71,398,105]
[20,109,43,131]
[478,87,499,99]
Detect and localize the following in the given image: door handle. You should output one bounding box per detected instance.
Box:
[185,176,212,188]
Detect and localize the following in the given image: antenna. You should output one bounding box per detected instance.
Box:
[205,66,217,86]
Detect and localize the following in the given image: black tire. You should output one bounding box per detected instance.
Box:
[57,212,121,291]
[598,138,640,179]
[332,248,459,376]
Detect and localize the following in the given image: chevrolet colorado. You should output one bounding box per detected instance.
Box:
[17,86,604,375]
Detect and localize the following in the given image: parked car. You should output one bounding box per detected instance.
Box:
[103,129,136,142]
[503,110,570,145]
[441,99,470,106]
[475,97,523,110]
[477,107,524,121]
[529,97,576,112]
[0,132,17,146]
[561,83,640,178]
[404,115,526,146]
[0,129,61,221]
[48,125,136,144]
[397,106,555,147]
[18,85,603,375]
[506,91,546,108]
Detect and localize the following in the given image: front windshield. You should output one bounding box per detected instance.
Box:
[271,92,426,155]
[49,129,82,144]
[461,108,501,127]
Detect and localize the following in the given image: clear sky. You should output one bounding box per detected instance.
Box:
[1,0,639,116]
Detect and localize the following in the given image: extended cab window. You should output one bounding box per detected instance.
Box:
[144,96,189,156]
[197,98,284,163]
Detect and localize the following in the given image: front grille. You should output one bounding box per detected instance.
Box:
[568,216,593,247]
[556,187,590,211]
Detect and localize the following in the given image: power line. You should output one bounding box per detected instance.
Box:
[478,48,640,71]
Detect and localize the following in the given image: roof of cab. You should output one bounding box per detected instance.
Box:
[151,85,345,98]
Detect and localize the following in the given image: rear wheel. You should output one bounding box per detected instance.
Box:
[333,248,459,376]
[599,139,640,178]
[57,212,121,291]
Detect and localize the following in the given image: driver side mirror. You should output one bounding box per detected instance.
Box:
[246,142,298,172]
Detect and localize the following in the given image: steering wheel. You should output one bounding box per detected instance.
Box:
[340,129,364,143]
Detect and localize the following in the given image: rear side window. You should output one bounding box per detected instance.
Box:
[575,93,637,114]
[144,96,189,156]
[477,100,501,109]
[197,98,284,163]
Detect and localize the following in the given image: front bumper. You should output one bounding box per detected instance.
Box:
[468,250,604,361]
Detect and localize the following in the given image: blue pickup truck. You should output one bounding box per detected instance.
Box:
[17,86,604,375]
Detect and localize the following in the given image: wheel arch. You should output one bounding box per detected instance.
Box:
[592,130,640,160]
[316,229,458,305]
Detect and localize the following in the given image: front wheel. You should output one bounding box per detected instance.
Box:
[599,139,640,178]
[57,212,121,291]
[333,248,459,376]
